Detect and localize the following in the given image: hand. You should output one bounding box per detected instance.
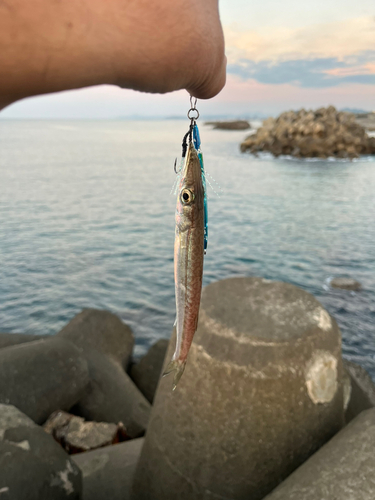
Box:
[0,0,226,109]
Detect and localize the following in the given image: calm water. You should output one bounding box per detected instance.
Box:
[1,120,375,377]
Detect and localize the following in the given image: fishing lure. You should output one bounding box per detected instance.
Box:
[163,97,207,389]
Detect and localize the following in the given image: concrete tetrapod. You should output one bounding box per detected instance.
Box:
[132,277,344,500]
[263,408,375,500]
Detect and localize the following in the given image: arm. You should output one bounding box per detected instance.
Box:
[0,0,226,110]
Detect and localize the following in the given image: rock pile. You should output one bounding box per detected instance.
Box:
[1,293,375,499]
[240,106,375,159]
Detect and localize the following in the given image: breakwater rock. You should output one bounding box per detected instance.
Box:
[240,106,375,159]
[133,277,345,500]
[1,290,375,499]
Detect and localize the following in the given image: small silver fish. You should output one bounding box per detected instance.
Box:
[163,141,205,389]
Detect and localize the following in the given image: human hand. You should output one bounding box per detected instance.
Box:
[0,0,226,109]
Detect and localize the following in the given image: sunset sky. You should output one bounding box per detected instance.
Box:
[1,0,374,118]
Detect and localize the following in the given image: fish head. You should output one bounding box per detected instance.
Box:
[176,142,204,225]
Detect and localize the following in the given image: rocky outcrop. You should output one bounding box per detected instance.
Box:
[331,277,362,291]
[206,120,251,130]
[241,106,375,159]
[355,112,375,131]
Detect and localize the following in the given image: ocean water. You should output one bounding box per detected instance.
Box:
[1,120,375,377]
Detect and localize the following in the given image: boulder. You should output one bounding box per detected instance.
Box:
[264,409,375,499]
[206,120,251,130]
[130,339,169,403]
[72,438,144,500]
[0,404,82,499]
[133,277,344,500]
[0,333,44,349]
[72,352,151,438]
[344,360,375,423]
[0,338,89,424]
[44,410,127,454]
[331,277,362,291]
[57,309,134,368]
[241,106,375,159]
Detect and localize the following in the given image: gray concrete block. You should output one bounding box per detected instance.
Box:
[73,438,144,500]
[344,359,375,423]
[58,309,134,368]
[130,339,169,403]
[0,338,89,424]
[133,277,344,500]
[0,404,82,499]
[0,333,44,349]
[73,352,150,438]
[264,408,375,500]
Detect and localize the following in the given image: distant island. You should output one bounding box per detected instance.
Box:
[240,106,375,159]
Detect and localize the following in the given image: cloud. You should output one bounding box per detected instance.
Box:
[224,16,375,62]
[227,52,375,88]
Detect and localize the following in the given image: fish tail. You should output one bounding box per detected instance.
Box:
[162,359,186,391]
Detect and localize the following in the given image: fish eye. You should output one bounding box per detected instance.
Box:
[181,188,194,205]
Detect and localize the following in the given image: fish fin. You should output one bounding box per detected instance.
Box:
[162,359,186,391]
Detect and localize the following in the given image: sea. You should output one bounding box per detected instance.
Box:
[1,120,375,378]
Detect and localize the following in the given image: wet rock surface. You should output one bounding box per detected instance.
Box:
[130,339,169,403]
[72,351,151,438]
[0,338,89,424]
[72,438,144,500]
[0,404,82,500]
[264,409,375,500]
[57,309,134,368]
[241,106,375,159]
[133,277,344,500]
[44,411,127,454]
[206,120,251,130]
[331,277,362,290]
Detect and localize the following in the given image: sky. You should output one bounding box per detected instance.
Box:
[1,0,374,119]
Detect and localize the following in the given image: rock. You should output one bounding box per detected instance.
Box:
[355,112,375,131]
[133,277,344,500]
[0,333,44,349]
[72,438,144,500]
[44,410,127,454]
[130,339,169,403]
[206,120,251,130]
[344,360,375,423]
[0,404,82,499]
[240,106,375,159]
[72,352,151,438]
[264,409,375,499]
[0,338,89,424]
[57,309,134,368]
[330,277,362,290]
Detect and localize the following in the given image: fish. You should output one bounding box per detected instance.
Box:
[163,140,205,390]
